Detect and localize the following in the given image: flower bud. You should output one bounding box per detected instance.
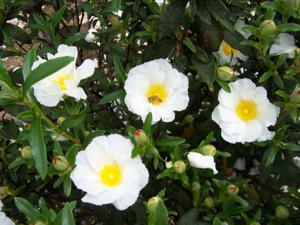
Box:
[226,184,239,196]
[52,156,69,172]
[165,161,173,169]
[216,66,234,81]
[284,0,300,10]
[200,144,217,156]
[259,20,276,37]
[147,196,162,214]
[250,222,261,225]
[290,85,300,104]
[275,205,289,220]
[192,182,201,192]
[203,197,214,208]
[172,160,186,174]
[57,117,66,126]
[133,129,148,146]
[0,186,9,195]
[21,146,33,159]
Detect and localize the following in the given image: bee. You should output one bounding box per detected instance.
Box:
[148,95,162,104]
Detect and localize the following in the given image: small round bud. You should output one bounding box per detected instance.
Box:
[290,85,300,104]
[226,184,239,196]
[147,196,162,214]
[275,205,289,220]
[165,161,173,169]
[203,197,214,208]
[133,129,148,146]
[52,156,69,172]
[57,117,66,126]
[259,20,276,37]
[172,160,186,174]
[250,222,261,225]
[192,182,201,192]
[21,146,33,159]
[0,186,9,195]
[216,66,234,81]
[284,0,300,10]
[200,144,217,156]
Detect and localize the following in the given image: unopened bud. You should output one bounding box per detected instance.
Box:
[200,144,217,156]
[216,66,234,81]
[147,196,162,214]
[259,20,276,37]
[226,184,239,196]
[173,160,186,174]
[52,156,69,172]
[250,222,261,225]
[203,197,214,208]
[290,85,300,104]
[192,182,201,192]
[21,146,33,159]
[284,0,300,10]
[0,186,9,195]
[57,117,66,126]
[275,205,289,220]
[165,161,173,169]
[134,129,148,146]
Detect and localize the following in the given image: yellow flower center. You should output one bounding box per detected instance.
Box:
[100,164,122,187]
[223,42,238,56]
[52,75,73,90]
[235,100,257,122]
[147,85,167,105]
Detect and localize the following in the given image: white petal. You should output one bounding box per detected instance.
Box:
[233,157,246,170]
[107,134,133,162]
[64,87,87,100]
[77,59,96,79]
[82,186,123,206]
[33,87,63,107]
[187,152,218,174]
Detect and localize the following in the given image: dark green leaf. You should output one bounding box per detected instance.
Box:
[182,37,196,53]
[213,217,223,225]
[284,142,300,151]
[275,53,288,68]
[142,112,152,137]
[113,56,126,82]
[131,145,145,158]
[30,117,48,179]
[99,90,125,105]
[2,23,32,44]
[63,175,72,196]
[65,32,88,45]
[0,58,13,89]
[263,146,278,166]
[148,198,169,225]
[177,208,199,225]
[8,156,26,169]
[54,202,76,225]
[15,197,47,222]
[259,71,273,83]
[276,23,300,34]
[22,48,37,80]
[23,56,74,94]
[231,195,249,207]
[65,144,79,166]
[61,107,88,130]
[51,5,66,28]
[155,137,185,147]
[216,79,231,93]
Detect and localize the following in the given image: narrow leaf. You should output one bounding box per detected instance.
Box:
[99,90,125,105]
[22,48,37,80]
[54,202,76,225]
[61,107,88,130]
[51,5,66,28]
[0,58,13,89]
[142,112,152,137]
[155,137,185,147]
[15,197,47,222]
[113,56,126,82]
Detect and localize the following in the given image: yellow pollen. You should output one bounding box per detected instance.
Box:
[52,75,73,90]
[147,85,167,105]
[235,100,257,122]
[223,42,238,56]
[100,165,122,187]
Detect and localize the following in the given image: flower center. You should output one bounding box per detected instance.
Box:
[52,75,73,90]
[223,42,238,56]
[235,100,257,121]
[100,164,122,187]
[147,85,167,105]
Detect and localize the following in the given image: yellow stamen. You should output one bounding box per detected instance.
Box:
[100,165,122,187]
[223,42,238,56]
[235,100,257,122]
[147,85,167,105]
[52,75,73,90]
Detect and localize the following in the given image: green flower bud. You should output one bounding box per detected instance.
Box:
[250,222,261,225]
[259,20,276,37]
[57,117,66,126]
[192,182,201,192]
[52,156,69,172]
[203,197,214,208]
[275,205,289,220]
[133,129,148,146]
[147,196,162,214]
[0,186,9,195]
[172,160,186,174]
[34,221,47,225]
[21,146,33,159]
[200,144,217,156]
[290,85,300,104]
[216,66,234,81]
[226,184,239,196]
[284,0,300,10]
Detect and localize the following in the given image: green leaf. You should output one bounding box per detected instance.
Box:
[0,58,13,89]
[213,217,223,225]
[146,143,163,160]
[183,37,196,53]
[177,208,199,225]
[65,32,88,45]
[22,48,37,80]
[155,137,185,147]
[54,202,76,225]
[2,23,32,44]
[276,23,300,34]
[131,145,145,158]
[284,142,300,151]
[23,56,74,94]
[15,197,47,222]
[216,79,231,93]
[99,90,125,105]
[259,71,273,83]
[51,5,66,28]
[263,146,278,166]
[113,56,126,82]
[30,117,48,179]
[148,198,169,225]
[61,107,88,130]
[275,53,288,68]
[63,175,72,196]
[65,144,79,166]
[8,156,26,169]
[231,195,249,207]
[142,112,152,137]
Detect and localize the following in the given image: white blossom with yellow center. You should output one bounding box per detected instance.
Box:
[212,78,280,144]
[124,59,189,124]
[31,44,96,107]
[70,134,149,210]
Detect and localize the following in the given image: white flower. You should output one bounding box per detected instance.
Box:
[0,201,15,225]
[187,152,218,174]
[124,59,189,124]
[70,134,149,210]
[85,28,98,43]
[293,156,300,169]
[32,45,96,107]
[269,33,298,58]
[212,78,280,144]
[233,157,246,170]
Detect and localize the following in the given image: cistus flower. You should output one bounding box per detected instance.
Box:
[269,33,298,58]
[32,44,96,107]
[85,28,98,43]
[70,134,149,210]
[124,59,189,124]
[0,200,15,225]
[187,152,218,174]
[212,78,280,144]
